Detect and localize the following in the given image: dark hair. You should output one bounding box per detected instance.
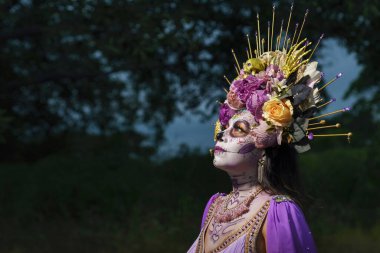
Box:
[261,144,304,205]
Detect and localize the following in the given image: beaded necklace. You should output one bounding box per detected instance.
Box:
[213,187,263,223]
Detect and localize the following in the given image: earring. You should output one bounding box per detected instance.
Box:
[257,155,265,183]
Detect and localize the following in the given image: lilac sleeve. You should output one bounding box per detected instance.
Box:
[266,196,317,253]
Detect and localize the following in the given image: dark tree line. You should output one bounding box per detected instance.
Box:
[0,0,378,160]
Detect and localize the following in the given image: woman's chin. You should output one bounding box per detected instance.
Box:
[213,154,252,172]
[213,161,233,171]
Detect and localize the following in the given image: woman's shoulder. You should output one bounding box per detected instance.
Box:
[266,194,305,222]
[271,194,294,203]
[250,191,293,208]
[265,194,317,252]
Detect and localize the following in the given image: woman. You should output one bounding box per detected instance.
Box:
[187,8,330,251]
[187,110,317,253]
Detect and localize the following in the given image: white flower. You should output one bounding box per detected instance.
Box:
[259,52,275,66]
[303,61,322,88]
[313,88,324,104]
[272,79,287,95]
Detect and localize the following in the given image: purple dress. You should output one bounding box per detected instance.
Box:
[187,194,317,253]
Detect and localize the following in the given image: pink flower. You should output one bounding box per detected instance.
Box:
[227,90,245,110]
[265,64,284,81]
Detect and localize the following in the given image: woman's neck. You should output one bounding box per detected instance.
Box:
[229,169,259,193]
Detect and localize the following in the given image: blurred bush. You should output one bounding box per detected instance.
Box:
[0,141,378,252]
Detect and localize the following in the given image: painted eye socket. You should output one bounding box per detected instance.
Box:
[230,120,250,137]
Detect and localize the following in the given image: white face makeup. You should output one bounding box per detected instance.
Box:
[213,110,263,173]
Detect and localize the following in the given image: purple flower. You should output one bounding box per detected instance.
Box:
[265,64,284,81]
[246,90,269,122]
[219,103,236,126]
[232,75,266,103]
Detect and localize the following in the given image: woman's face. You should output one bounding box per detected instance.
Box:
[213,110,277,173]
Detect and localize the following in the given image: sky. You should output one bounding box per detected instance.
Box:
[158,39,361,156]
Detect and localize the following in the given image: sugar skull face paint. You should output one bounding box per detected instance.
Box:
[213,110,279,173]
[213,110,262,172]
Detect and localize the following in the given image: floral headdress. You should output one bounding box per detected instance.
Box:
[214,5,352,153]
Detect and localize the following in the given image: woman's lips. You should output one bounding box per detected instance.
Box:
[214,146,226,153]
[214,143,256,154]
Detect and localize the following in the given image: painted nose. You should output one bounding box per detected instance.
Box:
[216,131,224,141]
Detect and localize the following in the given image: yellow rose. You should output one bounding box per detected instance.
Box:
[262,98,293,127]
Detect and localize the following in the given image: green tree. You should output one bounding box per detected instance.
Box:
[0,0,377,159]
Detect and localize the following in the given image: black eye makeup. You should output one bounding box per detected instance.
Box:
[221,123,229,131]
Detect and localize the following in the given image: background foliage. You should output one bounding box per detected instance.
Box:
[0,144,378,252]
[1,0,380,158]
[0,0,379,252]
